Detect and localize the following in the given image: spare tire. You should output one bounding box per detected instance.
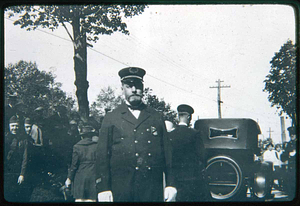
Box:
[206,155,244,200]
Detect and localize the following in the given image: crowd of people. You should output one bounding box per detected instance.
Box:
[4,94,83,202]
[260,127,297,200]
[4,66,297,202]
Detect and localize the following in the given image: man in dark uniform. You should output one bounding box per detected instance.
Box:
[4,116,28,202]
[169,104,211,202]
[95,67,177,202]
[281,126,297,200]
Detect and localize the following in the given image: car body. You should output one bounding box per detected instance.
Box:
[194,118,273,201]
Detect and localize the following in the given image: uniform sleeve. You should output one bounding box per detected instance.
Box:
[68,146,80,181]
[95,114,112,193]
[196,131,206,167]
[162,116,175,187]
[280,143,290,162]
[20,140,28,176]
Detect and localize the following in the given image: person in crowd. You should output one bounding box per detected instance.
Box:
[68,120,81,142]
[65,120,81,168]
[24,118,33,139]
[28,107,49,201]
[274,144,283,165]
[169,104,211,202]
[273,144,284,190]
[273,144,283,170]
[20,117,36,201]
[95,67,177,202]
[4,115,28,202]
[45,109,71,186]
[262,142,278,193]
[31,107,45,146]
[65,124,99,202]
[280,126,297,200]
[262,143,278,170]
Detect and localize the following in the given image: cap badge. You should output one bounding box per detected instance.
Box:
[129,67,138,74]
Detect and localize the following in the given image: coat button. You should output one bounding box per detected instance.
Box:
[148,153,151,156]
[148,140,151,143]
[135,153,139,156]
[134,140,138,143]
[147,166,151,170]
[134,129,137,132]
[135,167,139,170]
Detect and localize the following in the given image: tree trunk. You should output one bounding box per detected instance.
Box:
[72,16,89,121]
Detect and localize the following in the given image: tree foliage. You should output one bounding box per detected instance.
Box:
[4,60,75,119]
[90,87,178,124]
[263,40,297,127]
[90,86,122,123]
[5,5,147,120]
[6,5,147,40]
[143,88,177,123]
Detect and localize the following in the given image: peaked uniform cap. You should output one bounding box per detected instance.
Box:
[80,125,96,136]
[177,104,194,115]
[118,67,146,82]
[24,118,31,124]
[10,115,20,124]
[288,126,296,135]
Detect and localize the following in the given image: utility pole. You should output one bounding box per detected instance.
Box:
[280,116,286,143]
[267,127,274,139]
[209,79,231,118]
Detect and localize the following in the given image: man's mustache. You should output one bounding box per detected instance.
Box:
[129,94,143,98]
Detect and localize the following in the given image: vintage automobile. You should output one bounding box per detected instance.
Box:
[194,118,273,201]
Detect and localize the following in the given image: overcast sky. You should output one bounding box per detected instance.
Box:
[4,4,296,143]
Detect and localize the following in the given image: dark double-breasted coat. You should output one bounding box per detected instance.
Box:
[169,125,211,202]
[95,103,174,202]
[4,133,28,202]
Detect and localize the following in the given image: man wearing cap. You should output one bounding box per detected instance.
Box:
[281,126,297,200]
[4,115,29,202]
[95,67,176,202]
[22,117,37,201]
[169,104,211,202]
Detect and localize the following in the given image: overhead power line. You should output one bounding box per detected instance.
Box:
[5,16,279,120]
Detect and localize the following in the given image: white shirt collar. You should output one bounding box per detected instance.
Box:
[125,100,141,119]
[178,122,188,126]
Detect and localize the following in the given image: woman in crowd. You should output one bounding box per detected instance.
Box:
[65,124,98,202]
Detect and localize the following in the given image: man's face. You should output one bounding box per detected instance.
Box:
[290,134,296,141]
[24,124,32,135]
[122,80,144,106]
[9,123,19,135]
[268,145,273,151]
